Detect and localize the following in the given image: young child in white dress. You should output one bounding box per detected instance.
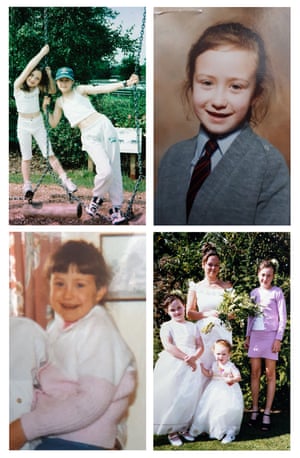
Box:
[154,292,204,446]
[189,339,244,444]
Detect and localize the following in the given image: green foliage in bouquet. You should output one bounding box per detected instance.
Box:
[202,289,262,334]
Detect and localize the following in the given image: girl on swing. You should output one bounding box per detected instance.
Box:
[43,67,139,224]
[13,44,77,200]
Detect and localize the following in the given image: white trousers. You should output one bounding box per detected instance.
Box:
[17,114,54,160]
[81,114,123,207]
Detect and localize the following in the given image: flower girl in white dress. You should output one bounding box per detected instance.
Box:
[154,292,204,446]
[189,339,244,444]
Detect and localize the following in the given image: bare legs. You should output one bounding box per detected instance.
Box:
[21,156,76,196]
[48,156,66,177]
[250,357,276,427]
[22,156,67,182]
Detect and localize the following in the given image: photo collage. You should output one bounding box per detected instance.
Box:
[5,2,296,456]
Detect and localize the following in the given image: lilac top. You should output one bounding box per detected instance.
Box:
[246,286,287,340]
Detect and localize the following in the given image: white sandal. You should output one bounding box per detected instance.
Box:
[180,430,195,441]
[168,433,183,446]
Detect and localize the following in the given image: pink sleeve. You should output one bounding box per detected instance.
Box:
[112,369,137,402]
[21,375,116,441]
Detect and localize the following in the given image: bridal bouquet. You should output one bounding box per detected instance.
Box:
[201,289,262,334]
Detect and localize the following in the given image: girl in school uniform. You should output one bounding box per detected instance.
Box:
[155,21,290,225]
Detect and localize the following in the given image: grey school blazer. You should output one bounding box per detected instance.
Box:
[155,125,290,225]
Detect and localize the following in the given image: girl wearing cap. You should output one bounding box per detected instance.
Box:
[13,45,77,200]
[43,67,139,224]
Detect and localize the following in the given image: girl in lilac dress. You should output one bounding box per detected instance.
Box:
[245,259,287,431]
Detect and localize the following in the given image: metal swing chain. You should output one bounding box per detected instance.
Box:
[31,7,56,196]
[125,7,146,219]
[33,7,77,203]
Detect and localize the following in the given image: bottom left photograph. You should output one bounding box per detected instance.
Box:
[9,231,146,451]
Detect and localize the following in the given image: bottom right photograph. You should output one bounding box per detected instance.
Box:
[153,232,290,451]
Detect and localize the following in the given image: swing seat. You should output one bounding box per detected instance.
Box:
[23,202,82,219]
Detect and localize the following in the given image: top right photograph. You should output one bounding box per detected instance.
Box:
[154,7,290,226]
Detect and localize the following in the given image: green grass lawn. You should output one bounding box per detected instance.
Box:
[154,410,290,451]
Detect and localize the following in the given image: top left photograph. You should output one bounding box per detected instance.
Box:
[9,6,146,226]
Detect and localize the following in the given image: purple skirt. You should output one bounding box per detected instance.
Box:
[248,331,278,360]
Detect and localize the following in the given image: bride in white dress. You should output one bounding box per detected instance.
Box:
[186,243,233,394]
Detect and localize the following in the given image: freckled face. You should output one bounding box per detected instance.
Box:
[192,48,258,136]
[50,265,106,322]
[26,70,42,89]
[258,267,274,290]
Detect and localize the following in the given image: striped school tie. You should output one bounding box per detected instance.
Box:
[186,139,218,222]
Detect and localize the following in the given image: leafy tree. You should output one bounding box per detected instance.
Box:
[9,7,138,82]
[153,232,290,411]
